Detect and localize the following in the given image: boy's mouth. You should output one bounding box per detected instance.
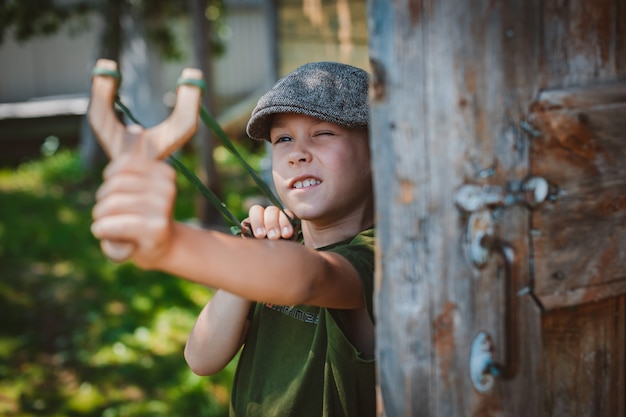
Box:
[291,178,321,189]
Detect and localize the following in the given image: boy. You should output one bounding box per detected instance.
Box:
[91,62,375,416]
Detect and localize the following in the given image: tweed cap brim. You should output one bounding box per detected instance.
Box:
[246,62,369,141]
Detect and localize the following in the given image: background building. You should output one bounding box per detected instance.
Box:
[0,0,367,166]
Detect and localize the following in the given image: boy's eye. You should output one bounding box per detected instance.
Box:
[272,135,292,144]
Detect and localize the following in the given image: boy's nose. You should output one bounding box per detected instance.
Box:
[288,143,312,165]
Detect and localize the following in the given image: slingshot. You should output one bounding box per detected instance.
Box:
[88,58,204,262]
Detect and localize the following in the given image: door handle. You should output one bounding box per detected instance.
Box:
[455,177,552,392]
[467,216,519,392]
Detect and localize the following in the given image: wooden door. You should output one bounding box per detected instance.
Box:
[367,1,626,416]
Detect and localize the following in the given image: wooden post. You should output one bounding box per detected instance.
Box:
[368,0,626,416]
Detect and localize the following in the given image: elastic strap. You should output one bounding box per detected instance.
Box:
[177,77,206,93]
[91,66,121,83]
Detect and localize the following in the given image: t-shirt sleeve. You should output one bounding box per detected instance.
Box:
[326,227,375,322]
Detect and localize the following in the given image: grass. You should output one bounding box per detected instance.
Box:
[0,147,265,416]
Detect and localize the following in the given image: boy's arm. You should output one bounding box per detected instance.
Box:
[91,155,366,309]
[184,290,251,376]
[158,223,365,308]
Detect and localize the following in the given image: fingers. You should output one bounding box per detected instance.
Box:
[247,205,267,238]
[275,208,296,239]
[93,179,175,219]
[91,155,176,263]
[263,206,283,240]
[91,213,168,242]
[100,240,135,263]
[245,205,296,240]
[94,156,176,217]
[97,154,176,200]
[91,213,172,265]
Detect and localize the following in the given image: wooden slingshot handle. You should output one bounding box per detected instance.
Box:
[88,58,204,262]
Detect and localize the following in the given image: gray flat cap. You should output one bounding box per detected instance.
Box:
[246,62,370,141]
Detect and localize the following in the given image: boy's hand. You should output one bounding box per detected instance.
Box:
[242,205,297,240]
[91,153,177,267]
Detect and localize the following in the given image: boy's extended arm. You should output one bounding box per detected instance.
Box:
[157,222,365,308]
[184,289,251,376]
[91,155,366,310]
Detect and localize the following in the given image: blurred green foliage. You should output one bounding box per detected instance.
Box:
[0,0,227,61]
[0,146,266,416]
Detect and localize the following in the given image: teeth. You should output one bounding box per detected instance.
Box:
[293,178,320,189]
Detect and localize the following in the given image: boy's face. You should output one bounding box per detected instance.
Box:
[270,113,372,225]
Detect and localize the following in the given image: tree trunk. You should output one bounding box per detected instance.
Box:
[80,0,124,171]
[189,0,224,227]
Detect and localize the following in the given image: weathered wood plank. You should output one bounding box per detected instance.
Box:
[541,296,626,417]
[540,0,626,87]
[368,1,434,415]
[529,82,626,310]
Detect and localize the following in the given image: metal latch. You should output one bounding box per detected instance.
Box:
[455,176,550,214]
[455,176,552,392]
[455,176,551,267]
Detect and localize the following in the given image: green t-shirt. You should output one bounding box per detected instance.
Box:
[230,227,376,417]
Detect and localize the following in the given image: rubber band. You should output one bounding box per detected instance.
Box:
[177,77,206,93]
[91,67,121,83]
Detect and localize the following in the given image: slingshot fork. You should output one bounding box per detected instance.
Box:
[88,58,204,262]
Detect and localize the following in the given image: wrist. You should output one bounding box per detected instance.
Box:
[133,221,180,271]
